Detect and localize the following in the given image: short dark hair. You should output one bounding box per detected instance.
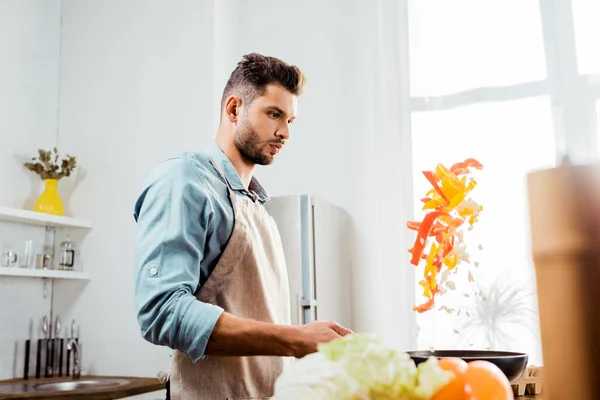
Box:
[220,53,306,111]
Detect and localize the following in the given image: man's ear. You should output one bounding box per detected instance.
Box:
[224,96,242,123]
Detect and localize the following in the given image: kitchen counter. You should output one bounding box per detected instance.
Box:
[0,374,543,399]
[0,375,164,399]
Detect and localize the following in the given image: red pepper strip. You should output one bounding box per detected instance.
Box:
[410,211,449,265]
[414,298,435,313]
[450,158,483,175]
[432,223,449,242]
[441,235,455,257]
[450,168,468,176]
[406,221,421,231]
[422,171,450,204]
[433,254,443,273]
[464,158,483,169]
[431,221,446,232]
[408,221,448,237]
[408,247,428,260]
[421,197,431,203]
[448,217,465,228]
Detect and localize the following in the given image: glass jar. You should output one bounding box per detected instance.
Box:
[59,237,76,271]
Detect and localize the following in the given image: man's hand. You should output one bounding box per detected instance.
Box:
[205,312,353,358]
[291,321,353,358]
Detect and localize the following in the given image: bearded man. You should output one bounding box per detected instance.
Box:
[132,53,352,400]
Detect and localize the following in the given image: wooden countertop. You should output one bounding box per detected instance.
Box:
[0,375,164,399]
[0,375,544,399]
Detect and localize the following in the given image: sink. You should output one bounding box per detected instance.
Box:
[34,378,129,392]
[0,377,130,394]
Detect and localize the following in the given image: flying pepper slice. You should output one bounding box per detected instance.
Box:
[423,171,450,205]
[450,158,483,176]
[408,158,483,313]
[408,211,449,266]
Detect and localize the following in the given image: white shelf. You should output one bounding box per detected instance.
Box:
[0,267,91,280]
[0,205,93,229]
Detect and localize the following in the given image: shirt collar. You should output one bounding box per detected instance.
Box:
[209,142,270,203]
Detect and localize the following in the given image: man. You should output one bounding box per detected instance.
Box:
[133,53,352,399]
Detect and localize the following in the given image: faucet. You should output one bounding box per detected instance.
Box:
[67,338,81,379]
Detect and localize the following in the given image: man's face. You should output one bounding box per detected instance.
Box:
[234,83,298,165]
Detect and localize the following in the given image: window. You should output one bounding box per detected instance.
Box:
[410,98,553,362]
[571,0,600,74]
[405,0,600,366]
[408,0,546,97]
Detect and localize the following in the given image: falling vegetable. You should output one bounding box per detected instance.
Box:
[407,158,483,313]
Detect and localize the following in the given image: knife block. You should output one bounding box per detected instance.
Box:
[527,163,600,400]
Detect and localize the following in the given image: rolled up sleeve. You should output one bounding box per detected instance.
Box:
[133,157,224,363]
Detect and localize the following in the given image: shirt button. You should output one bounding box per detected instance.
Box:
[149,267,158,276]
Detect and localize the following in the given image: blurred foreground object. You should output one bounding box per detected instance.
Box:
[527,163,600,400]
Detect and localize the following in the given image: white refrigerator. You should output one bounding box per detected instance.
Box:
[264,195,354,330]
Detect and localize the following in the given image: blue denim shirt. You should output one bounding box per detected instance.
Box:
[133,143,270,362]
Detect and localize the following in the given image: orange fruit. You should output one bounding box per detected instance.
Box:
[463,360,513,400]
[432,357,468,400]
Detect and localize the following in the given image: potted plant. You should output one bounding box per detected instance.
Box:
[24,148,77,216]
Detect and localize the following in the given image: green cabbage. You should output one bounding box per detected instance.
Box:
[272,334,453,400]
[272,352,365,400]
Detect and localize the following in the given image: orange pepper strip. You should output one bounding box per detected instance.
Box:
[420,243,438,298]
[415,244,441,313]
[413,298,435,313]
[422,171,450,204]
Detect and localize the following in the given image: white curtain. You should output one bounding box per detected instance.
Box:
[348,0,418,351]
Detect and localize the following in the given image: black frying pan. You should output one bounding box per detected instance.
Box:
[407,350,528,383]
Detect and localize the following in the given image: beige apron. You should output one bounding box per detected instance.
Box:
[163,158,292,400]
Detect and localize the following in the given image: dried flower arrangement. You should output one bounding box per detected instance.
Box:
[24,148,77,180]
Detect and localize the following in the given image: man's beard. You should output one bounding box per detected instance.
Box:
[234,119,275,166]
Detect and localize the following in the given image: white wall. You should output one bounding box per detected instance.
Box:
[2,0,417,393]
[52,0,218,390]
[0,0,62,381]
[0,0,62,208]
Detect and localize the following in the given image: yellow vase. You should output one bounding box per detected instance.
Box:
[34,179,64,216]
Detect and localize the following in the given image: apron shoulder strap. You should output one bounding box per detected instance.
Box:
[208,156,235,196]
